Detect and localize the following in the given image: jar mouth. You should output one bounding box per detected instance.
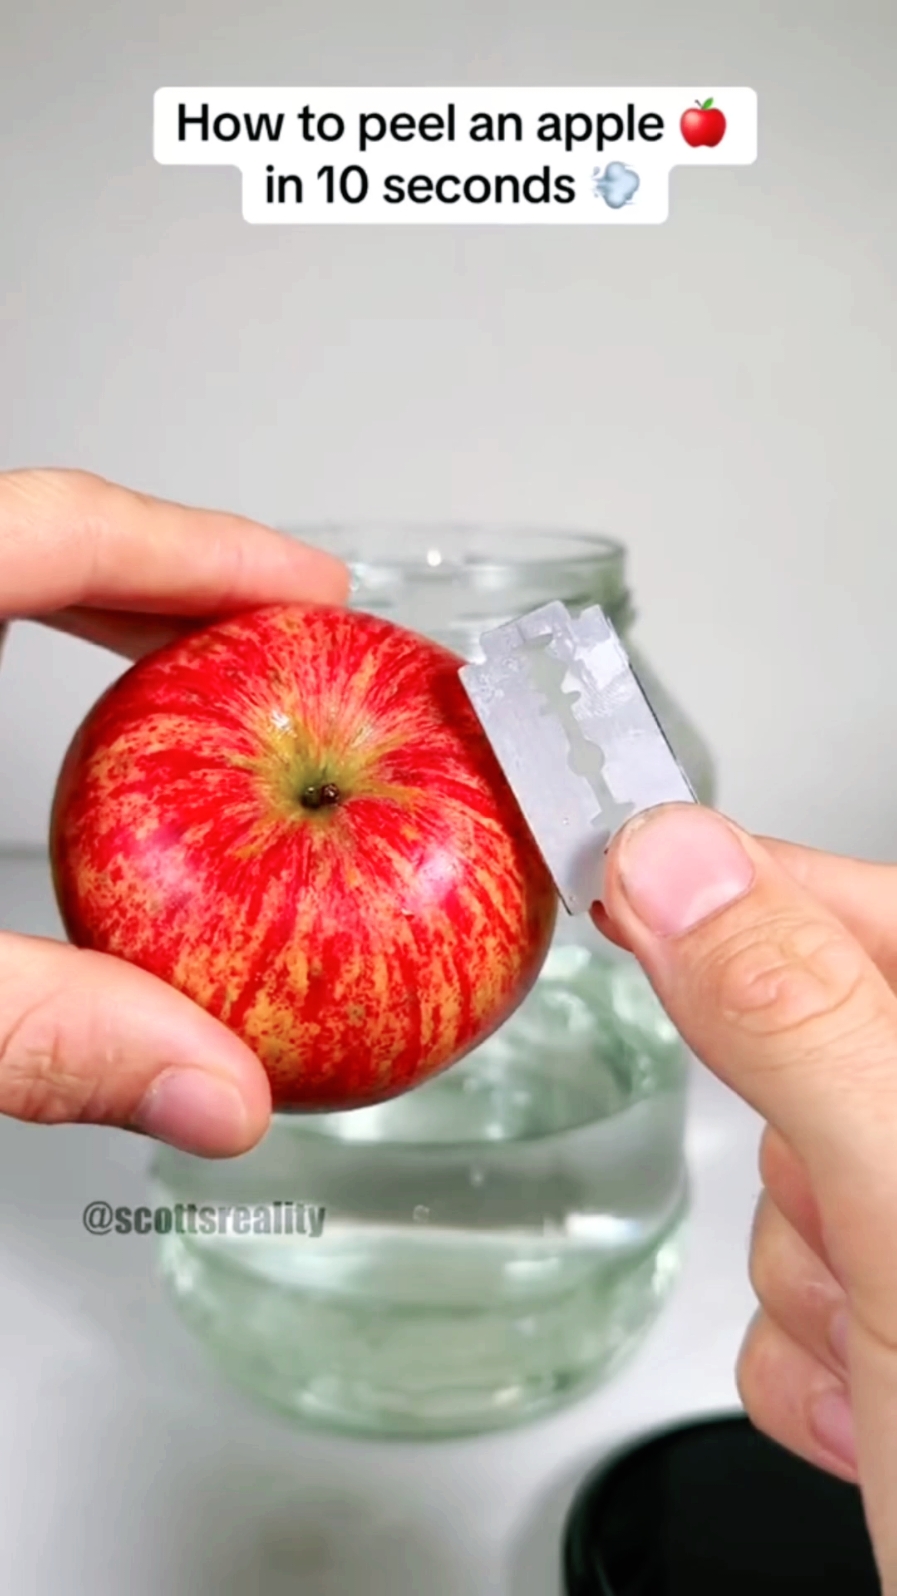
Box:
[281,522,624,573]
[280,523,632,652]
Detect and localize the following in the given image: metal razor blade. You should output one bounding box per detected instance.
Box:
[458,601,696,915]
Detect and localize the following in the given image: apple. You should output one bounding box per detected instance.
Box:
[49,604,558,1112]
[680,98,726,149]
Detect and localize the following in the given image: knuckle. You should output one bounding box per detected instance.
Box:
[747,1194,779,1304]
[850,1302,897,1364]
[0,470,114,593]
[0,467,106,514]
[734,1353,752,1415]
[758,1123,794,1191]
[695,915,875,1048]
[735,1312,766,1411]
[757,1122,779,1189]
[0,992,97,1124]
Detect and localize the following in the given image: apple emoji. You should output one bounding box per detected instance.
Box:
[680,98,727,149]
[49,604,558,1112]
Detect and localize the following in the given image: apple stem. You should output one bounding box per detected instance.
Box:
[300,781,341,810]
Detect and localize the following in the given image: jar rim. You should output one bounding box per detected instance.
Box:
[281,523,624,570]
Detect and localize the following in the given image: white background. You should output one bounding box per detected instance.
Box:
[1,0,895,857]
[0,3,891,1590]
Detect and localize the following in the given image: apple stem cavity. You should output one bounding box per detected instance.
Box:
[299,781,341,811]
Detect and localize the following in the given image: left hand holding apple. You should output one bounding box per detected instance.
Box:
[1,467,348,659]
[0,468,348,1156]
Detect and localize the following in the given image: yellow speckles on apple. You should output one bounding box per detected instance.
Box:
[366,949,393,1011]
[283,941,309,997]
[341,860,367,892]
[242,990,298,1060]
[171,949,214,1011]
[373,1038,408,1086]
[345,650,379,703]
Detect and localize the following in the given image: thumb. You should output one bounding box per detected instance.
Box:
[0,931,271,1155]
[599,805,897,1315]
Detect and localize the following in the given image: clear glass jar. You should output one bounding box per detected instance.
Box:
[152,527,713,1437]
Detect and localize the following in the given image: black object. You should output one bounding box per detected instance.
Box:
[563,1412,880,1595]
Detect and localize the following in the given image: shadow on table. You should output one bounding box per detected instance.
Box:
[0,1369,468,1594]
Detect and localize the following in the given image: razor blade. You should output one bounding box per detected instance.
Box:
[459,601,696,914]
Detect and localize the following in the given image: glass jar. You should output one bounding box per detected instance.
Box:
[152,527,714,1438]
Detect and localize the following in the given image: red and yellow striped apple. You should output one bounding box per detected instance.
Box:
[49,604,557,1111]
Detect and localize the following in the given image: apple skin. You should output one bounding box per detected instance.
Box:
[49,604,558,1112]
[680,106,726,148]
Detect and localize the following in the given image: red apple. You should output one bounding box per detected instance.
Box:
[680,98,726,149]
[49,604,558,1112]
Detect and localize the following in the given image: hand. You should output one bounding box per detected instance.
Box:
[598,806,897,1590]
[0,468,348,1158]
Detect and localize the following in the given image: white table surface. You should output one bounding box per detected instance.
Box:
[0,852,763,1596]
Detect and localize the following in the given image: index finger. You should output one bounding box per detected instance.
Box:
[759,838,897,988]
[0,469,349,616]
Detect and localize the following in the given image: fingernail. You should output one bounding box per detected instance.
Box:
[133,1068,249,1155]
[809,1386,857,1472]
[829,1306,850,1371]
[616,806,756,937]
